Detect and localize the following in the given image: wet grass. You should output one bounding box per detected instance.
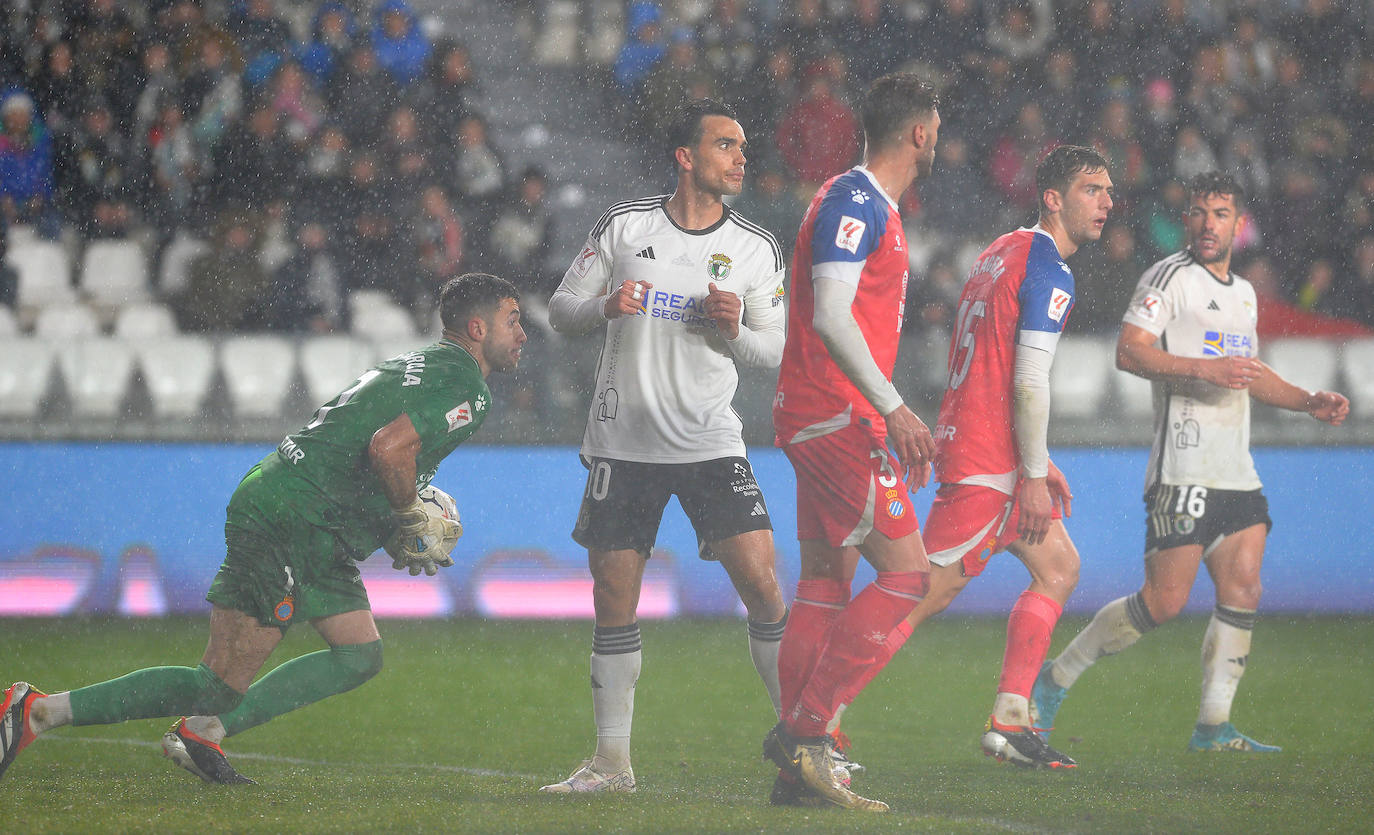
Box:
[4,615,1371,833]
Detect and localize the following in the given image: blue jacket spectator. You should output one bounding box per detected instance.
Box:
[297,1,358,85]
[613,1,666,92]
[372,0,431,86]
[0,92,59,238]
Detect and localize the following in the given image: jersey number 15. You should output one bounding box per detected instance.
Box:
[947,299,986,391]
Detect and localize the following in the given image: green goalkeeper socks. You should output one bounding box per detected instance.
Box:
[220,640,383,737]
[69,663,242,726]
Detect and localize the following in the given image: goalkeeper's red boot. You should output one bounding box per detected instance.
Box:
[0,682,44,780]
[162,717,256,784]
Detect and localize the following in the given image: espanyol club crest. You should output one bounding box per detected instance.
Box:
[707,253,733,281]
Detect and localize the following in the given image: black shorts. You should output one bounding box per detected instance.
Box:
[1144,484,1272,556]
[572,456,773,558]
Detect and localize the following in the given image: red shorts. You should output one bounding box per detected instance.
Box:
[923,483,1061,577]
[782,425,920,547]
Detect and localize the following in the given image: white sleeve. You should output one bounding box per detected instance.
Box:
[723,269,785,368]
[548,235,613,335]
[1012,336,1057,479]
[812,276,903,415]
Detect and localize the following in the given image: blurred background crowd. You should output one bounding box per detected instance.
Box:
[2,0,1373,441]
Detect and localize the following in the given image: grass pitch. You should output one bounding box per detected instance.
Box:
[3,615,1371,833]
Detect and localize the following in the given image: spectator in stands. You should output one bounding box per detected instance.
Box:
[1294,259,1340,316]
[267,60,327,145]
[67,0,143,126]
[984,0,1053,75]
[1065,0,1132,97]
[1141,178,1188,259]
[297,1,358,86]
[230,0,295,87]
[29,41,88,138]
[988,101,1058,218]
[613,1,666,94]
[173,210,271,331]
[1068,224,1147,335]
[1240,252,1373,340]
[742,43,796,149]
[334,150,401,297]
[371,0,432,87]
[834,0,906,87]
[1222,9,1277,97]
[1171,125,1218,183]
[262,217,343,332]
[1130,0,1204,88]
[208,102,296,213]
[0,92,60,239]
[1090,98,1150,205]
[409,39,477,144]
[696,0,758,83]
[408,183,465,311]
[382,104,438,196]
[132,42,181,159]
[776,0,828,59]
[1348,234,1374,328]
[1036,47,1090,144]
[447,113,505,215]
[775,63,858,190]
[56,97,138,241]
[1138,77,1181,175]
[181,34,244,153]
[143,95,203,262]
[295,122,351,234]
[325,43,398,147]
[638,28,717,150]
[730,159,803,264]
[488,165,556,296]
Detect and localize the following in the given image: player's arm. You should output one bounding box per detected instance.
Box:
[1116,323,1263,389]
[548,232,650,334]
[710,271,785,367]
[369,414,456,574]
[813,275,934,486]
[1246,362,1350,425]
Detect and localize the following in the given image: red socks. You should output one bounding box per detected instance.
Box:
[997,590,1063,698]
[778,578,850,719]
[789,571,928,737]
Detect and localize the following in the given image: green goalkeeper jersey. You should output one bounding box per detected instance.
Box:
[255,337,490,558]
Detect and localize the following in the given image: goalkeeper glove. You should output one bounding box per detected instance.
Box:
[384,498,460,576]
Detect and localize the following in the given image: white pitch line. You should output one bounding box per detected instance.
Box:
[40,735,539,779]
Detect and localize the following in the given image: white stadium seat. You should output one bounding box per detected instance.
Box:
[0,338,56,418]
[351,300,418,341]
[220,335,297,419]
[0,305,18,336]
[1340,338,1374,416]
[33,304,101,339]
[6,239,76,315]
[299,335,378,405]
[157,231,209,295]
[134,336,217,419]
[57,338,137,419]
[79,239,150,309]
[373,336,427,362]
[1264,338,1340,419]
[113,301,178,339]
[1049,336,1114,419]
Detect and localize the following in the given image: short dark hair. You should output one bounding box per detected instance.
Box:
[439,272,519,330]
[1036,144,1110,213]
[667,98,739,166]
[1188,171,1246,211]
[860,72,939,149]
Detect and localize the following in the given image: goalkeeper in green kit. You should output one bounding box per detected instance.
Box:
[0,273,527,784]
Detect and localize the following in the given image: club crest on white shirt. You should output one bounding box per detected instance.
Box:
[707,253,733,281]
[1048,288,1072,322]
[836,216,866,253]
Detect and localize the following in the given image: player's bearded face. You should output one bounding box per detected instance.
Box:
[915,111,941,177]
[688,115,747,197]
[483,299,526,372]
[1185,193,1243,265]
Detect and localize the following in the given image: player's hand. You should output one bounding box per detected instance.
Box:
[1046,459,1072,518]
[885,404,935,489]
[604,280,653,319]
[384,499,459,576]
[1200,355,1263,390]
[705,282,742,339]
[1307,390,1350,426]
[1015,477,1054,546]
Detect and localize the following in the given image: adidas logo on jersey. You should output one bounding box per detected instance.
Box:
[636,247,656,260]
[1208,300,1221,311]
[750,502,766,517]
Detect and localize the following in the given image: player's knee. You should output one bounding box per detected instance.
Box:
[1142,586,1188,623]
[191,663,245,715]
[332,640,384,686]
[1220,578,1263,610]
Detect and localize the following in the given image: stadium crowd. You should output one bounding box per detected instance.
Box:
[1,0,1373,434]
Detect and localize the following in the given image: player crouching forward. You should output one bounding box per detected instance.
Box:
[1032,172,1349,755]
[1,274,525,784]
[540,99,788,794]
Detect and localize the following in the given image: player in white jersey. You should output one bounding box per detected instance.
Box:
[540,99,788,794]
[1032,173,1349,755]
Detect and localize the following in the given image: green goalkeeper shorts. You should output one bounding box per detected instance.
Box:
[206,464,372,631]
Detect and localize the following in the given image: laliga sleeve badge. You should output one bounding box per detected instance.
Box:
[274,594,295,623]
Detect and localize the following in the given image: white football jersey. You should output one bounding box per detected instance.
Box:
[551,196,786,464]
[1121,250,1262,493]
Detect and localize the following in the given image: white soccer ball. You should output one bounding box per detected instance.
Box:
[418,484,459,523]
